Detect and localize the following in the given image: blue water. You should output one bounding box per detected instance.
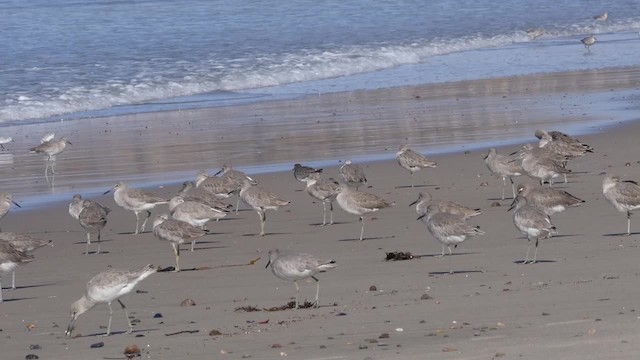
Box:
[2,0,640,124]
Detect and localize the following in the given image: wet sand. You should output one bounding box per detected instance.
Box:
[2,67,640,359]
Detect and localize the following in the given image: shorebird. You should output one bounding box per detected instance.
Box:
[239,178,290,236]
[581,36,596,52]
[512,146,569,186]
[78,200,111,255]
[303,173,341,226]
[0,232,50,290]
[410,192,481,222]
[68,194,84,220]
[336,185,393,241]
[195,171,238,199]
[29,136,72,175]
[593,12,608,21]
[515,183,585,216]
[602,175,640,235]
[65,264,156,337]
[485,148,524,200]
[339,160,367,190]
[104,182,167,234]
[418,205,484,274]
[526,28,545,40]
[0,241,33,302]
[153,214,207,270]
[0,193,21,221]
[396,146,437,187]
[215,163,256,212]
[536,130,592,183]
[509,195,557,264]
[169,196,226,250]
[0,136,14,150]
[266,249,336,309]
[293,163,323,183]
[176,181,232,210]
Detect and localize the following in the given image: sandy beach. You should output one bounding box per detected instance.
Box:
[3,67,640,359]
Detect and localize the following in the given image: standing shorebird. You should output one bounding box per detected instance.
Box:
[266,249,336,309]
[339,160,367,190]
[0,193,21,221]
[176,181,232,210]
[0,232,49,290]
[509,195,557,264]
[581,36,597,52]
[293,163,323,183]
[515,183,585,216]
[303,173,341,226]
[68,194,84,220]
[0,241,33,302]
[169,196,226,250]
[196,172,239,199]
[104,182,167,234]
[78,200,111,255]
[396,146,437,187]
[485,148,524,200]
[215,164,255,212]
[593,12,608,21]
[29,136,72,175]
[153,214,207,270]
[0,136,14,150]
[239,178,290,236]
[65,264,156,337]
[418,205,484,274]
[336,186,393,241]
[602,175,640,235]
[513,146,569,186]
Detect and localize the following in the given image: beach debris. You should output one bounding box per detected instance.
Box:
[234,305,261,312]
[421,293,434,300]
[258,319,269,324]
[442,347,458,352]
[358,345,368,350]
[369,285,377,291]
[153,313,163,318]
[136,290,148,294]
[280,352,288,357]
[180,298,196,306]
[209,329,222,336]
[379,333,390,339]
[90,342,104,348]
[29,345,41,350]
[491,201,501,207]
[385,251,414,261]
[264,300,315,312]
[165,329,199,336]
[335,312,347,316]
[158,266,176,272]
[124,344,141,358]
[365,338,378,343]
[25,355,39,360]
[271,344,282,348]
[494,353,506,358]
[25,323,36,331]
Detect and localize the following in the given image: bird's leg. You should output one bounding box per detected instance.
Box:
[85,232,91,255]
[139,210,151,233]
[11,270,16,290]
[329,200,334,225]
[321,201,327,226]
[501,177,506,200]
[190,240,196,252]
[134,211,140,234]
[0,280,3,302]
[96,230,101,254]
[258,210,266,236]
[435,244,445,258]
[118,299,133,334]
[411,172,415,188]
[235,195,240,213]
[172,243,181,272]
[510,177,516,199]
[627,211,632,236]
[101,302,114,336]
[294,281,300,309]
[448,246,454,274]
[312,275,320,308]
[523,239,531,264]
[532,238,540,264]
[359,216,365,241]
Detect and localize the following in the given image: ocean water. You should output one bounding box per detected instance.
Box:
[2,0,640,124]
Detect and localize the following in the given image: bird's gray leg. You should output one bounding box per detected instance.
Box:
[190,240,196,252]
[294,281,300,309]
[171,243,181,272]
[118,299,133,334]
[435,244,445,258]
[139,210,152,233]
[627,211,632,236]
[11,270,16,290]
[235,195,240,213]
[258,210,266,236]
[359,216,365,241]
[312,275,320,308]
[329,200,334,225]
[448,246,454,274]
[134,211,140,234]
[501,177,506,200]
[532,238,540,264]
[524,239,531,264]
[100,302,114,336]
[321,201,327,226]
[85,232,91,255]
[510,177,516,199]
[96,230,101,254]
[411,172,415,188]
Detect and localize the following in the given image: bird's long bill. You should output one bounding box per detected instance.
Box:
[214,169,222,176]
[67,141,73,145]
[265,259,271,269]
[507,200,517,212]
[12,201,21,208]
[509,150,518,156]
[103,186,114,195]
[408,199,418,207]
[65,317,76,337]
[416,214,426,221]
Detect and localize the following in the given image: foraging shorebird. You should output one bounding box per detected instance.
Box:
[0,193,21,221]
[485,148,524,200]
[68,194,84,220]
[266,249,336,309]
[0,241,33,302]
[418,205,484,274]
[593,12,608,21]
[536,130,593,182]
[65,264,156,337]
[0,136,14,150]
[526,28,545,40]
[303,173,341,226]
[602,175,640,235]
[410,192,481,243]
[509,195,557,264]
[169,196,226,250]
[581,36,597,52]
[239,178,290,236]
[177,181,232,210]
[153,214,207,270]
[339,160,367,190]
[104,182,167,234]
[78,200,111,255]
[293,163,323,183]
[29,136,72,175]
[396,146,437,187]
[515,183,585,216]
[0,232,50,290]
[336,186,393,241]
[215,163,255,212]
[195,171,238,199]
[512,146,569,186]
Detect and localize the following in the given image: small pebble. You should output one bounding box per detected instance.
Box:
[153,313,163,318]
[358,345,368,350]
[490,201,501,207]
[180,299,196,307]
[271,344,282,348]
[336,312,347,316]
[420,293,433,300]
[379,333,390,339]
[320,345,326,349]
[25,355,39,360]
[209,330,222,336]
[29,345,41,350]
[124,344,141,357]
[369,285,377,291]
[90,342,104,348]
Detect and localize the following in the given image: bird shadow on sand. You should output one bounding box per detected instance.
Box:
[3,282,56,290]
[117,230,152,235]
[190,245,230,251]
[513,259,556,265]
[79,328,161,338]
[338,235,395,242]
[73,239,114,245]
[81,251,110,255]
[603,232,640,237]
[394,184,435,189]
[242,232,292,237]
[428,270,484,275]
[309,221,349,226]
[551,234,582,238]
[0,296,38,302]
[415,251,481,258]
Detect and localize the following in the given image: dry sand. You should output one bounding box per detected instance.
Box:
[2,68,640,359]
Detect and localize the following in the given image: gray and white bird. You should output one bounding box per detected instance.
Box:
[593,12,608,21]
[581,36,597,52]
[485,148,524,200]
[336,186,393,241]
[195,171,238,199]
[515,183,585,216]
[339,160,367,190]
[266,249,336,309]
[602,175,640,235]
[239,178,290,236]
[0,192,20,221]
[176,181,232,210]
[410,192,481,230]
[68,194,84,220]
[215,163,256,212]
[29,136,72,174]
[509,195,557,264]
[104,182,167,234]
[396,146,437,187]
[153,214,207,270]
[78,199,111,255]
[293,163,323,183]
[0,232,50,290]
[65,264,156,337]
[512,145,569,186]
[169,196,227,250]
[0,136,14,150]
[303,173,341,226]
[0,241,33,302]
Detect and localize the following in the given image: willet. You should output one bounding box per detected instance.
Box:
[593,12,608,21]
[239,178,290,236]
[515,183,585,216]
[410,192,481,221]
[215,163,255,212]
[513,146,569,186]
[293,163,323,183]
[29,136,72,175]
[418,205,484,273]
[78,200,111,255]
[396,146,437,187]
[526,28,545,40]
[336,185,393,241]
[581,36,597,52]
[153,214,207,270]
[169,196,227,250]
[177,181,232,210]
[485,148,524,200]
[195,171,238,199]
[104,182,167,234]
[0,232,50,290]
[0,241,33,302]
[339,160,367,190]
[536,130,592,183]
[0,136,14,150]
[65,264,156,337]
[509,195,557,264]
[0,193,21,221]
[266,249,336,309]
[303,173,341,226]
[68,194,84,220]
[602,175,640,235]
